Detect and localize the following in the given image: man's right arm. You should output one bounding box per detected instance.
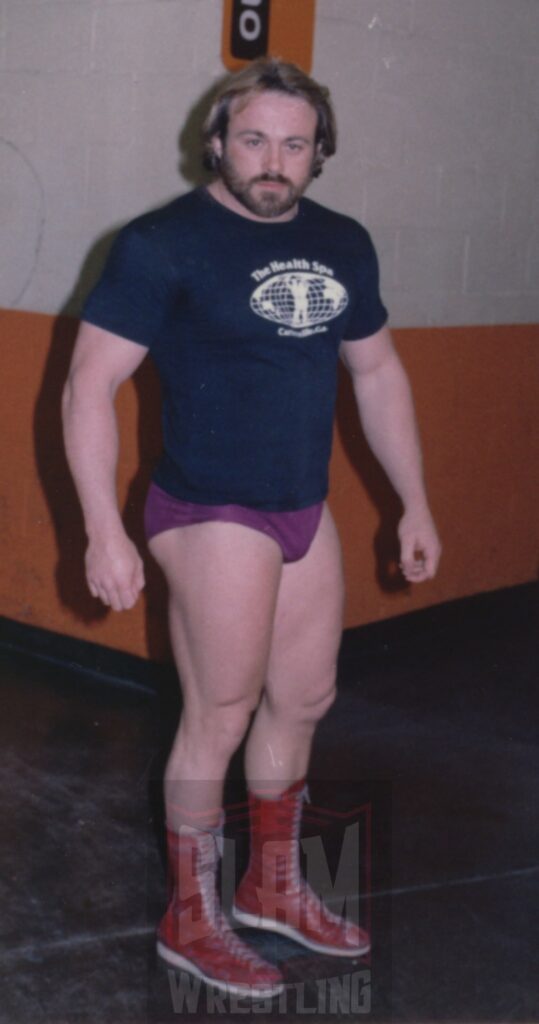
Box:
[62,322,149,611]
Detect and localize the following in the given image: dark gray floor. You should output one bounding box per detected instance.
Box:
[0,584,537,1022]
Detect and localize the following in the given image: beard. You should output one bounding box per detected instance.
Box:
[218,151,313,219]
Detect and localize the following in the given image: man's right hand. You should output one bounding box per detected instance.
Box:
[85,533,145,611]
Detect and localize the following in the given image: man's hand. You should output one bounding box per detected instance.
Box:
[85,532,145,611]
[398,506,441,583]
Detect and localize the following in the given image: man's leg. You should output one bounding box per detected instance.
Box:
[244,502,344,788]
[237,504,370,956]
[148,520,286,997]
[148,519,283,830]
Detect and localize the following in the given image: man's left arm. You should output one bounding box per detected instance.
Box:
[340,324,441,583]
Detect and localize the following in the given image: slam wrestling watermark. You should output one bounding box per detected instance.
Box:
[148,781,391,1020]
[167,967,372,1015]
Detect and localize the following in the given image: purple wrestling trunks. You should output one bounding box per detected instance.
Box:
[144,483,324,564]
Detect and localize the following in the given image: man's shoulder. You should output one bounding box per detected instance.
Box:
[119,189,203,243]
[300,197,373,245]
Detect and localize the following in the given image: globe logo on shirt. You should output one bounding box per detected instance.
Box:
[250,271,348,337]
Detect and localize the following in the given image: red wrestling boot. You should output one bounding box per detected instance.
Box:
[233,780,371,957]
[157,825,284,998]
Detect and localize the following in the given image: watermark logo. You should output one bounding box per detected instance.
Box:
[148,781,391,1020]
[167,968,372,1015]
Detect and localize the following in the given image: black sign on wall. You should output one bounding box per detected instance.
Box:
[230,0,270,61]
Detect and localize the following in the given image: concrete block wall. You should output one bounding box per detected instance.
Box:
[0,0,538,327]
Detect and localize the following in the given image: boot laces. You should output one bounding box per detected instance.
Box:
[195,833,222,925]
[289,787,304,888]
[197,836,271,968]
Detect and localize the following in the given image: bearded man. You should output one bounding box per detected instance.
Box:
[63,58,441,999]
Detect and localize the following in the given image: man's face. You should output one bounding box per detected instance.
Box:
[212,91,319,221]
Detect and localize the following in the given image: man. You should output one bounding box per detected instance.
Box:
[62,59,441,999]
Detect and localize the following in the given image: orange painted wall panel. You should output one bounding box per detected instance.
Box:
[222,0,316,72]
[0,308,537,662]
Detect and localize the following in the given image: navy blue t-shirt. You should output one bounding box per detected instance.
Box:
[82,188,388,510]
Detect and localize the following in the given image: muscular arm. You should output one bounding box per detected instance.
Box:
[62,322,149,610]
[340,325,441,582]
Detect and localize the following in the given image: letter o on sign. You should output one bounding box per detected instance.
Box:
[240,11,261,41]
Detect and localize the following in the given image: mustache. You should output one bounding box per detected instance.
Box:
[252,174,291,186]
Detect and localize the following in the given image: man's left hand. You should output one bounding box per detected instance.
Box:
[398,507,441,583]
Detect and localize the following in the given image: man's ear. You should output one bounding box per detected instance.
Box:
[212,135,223,160]
[312,141,325,177]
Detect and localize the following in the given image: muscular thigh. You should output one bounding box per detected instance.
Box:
[266,503,345,707]
[148,521,283,709]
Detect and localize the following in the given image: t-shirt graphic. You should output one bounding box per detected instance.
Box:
[250,262,348,337]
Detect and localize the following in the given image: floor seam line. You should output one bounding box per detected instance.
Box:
[0,925,155,964]
[325,863,539,904]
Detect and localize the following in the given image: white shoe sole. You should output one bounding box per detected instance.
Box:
[231,906,371,958]
[156,940,284,999]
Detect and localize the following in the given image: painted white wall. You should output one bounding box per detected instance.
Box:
[1,0,538,326]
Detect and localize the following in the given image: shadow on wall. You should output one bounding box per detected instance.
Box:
[335,365,407,596]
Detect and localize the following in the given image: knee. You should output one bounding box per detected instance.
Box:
[219,698,257,750]
[268,670,338,727]
[197,694,258,757]
[300,679,337,724]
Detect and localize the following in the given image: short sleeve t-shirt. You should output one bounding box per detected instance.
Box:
[82,188,388,510]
